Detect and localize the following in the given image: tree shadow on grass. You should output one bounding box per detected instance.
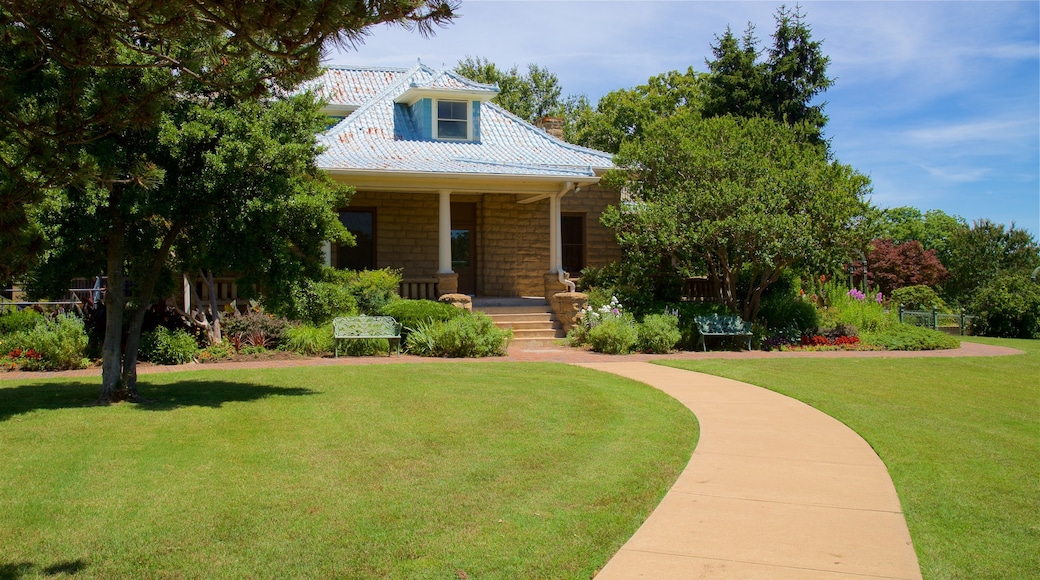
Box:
[0,559,87,578]
[0,379,316,422]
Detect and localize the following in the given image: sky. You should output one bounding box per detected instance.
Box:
[327,0,1040,237]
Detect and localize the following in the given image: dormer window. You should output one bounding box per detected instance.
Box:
[437,100,469,140]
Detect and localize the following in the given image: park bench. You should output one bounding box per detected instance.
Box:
[694,314,753,352]
[333,315,402,357]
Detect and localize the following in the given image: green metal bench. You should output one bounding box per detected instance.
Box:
[694,314,753,351]
[333,315,402,357]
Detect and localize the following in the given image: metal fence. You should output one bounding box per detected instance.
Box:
[898,306,975,335]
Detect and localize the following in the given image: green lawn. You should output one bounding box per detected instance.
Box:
[657,337,1040,580]
[0,363,697,579]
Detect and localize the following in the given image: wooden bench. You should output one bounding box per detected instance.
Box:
[333,315,402,357]
[694,314,753,351]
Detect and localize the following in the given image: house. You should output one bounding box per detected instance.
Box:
[300,63,621,303]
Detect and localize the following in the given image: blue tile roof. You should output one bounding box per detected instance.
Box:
[307,63,613,178]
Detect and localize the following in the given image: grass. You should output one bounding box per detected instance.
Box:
[0,363,696,579]
[656,337,1039,580]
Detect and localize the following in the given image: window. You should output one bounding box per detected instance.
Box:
[436,100,469,140]
[561,214,585,275]
[337,209,376,271]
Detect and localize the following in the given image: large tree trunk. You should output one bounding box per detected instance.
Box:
[98,221,126,404]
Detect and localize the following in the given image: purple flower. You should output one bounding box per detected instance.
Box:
[875,292,884,304]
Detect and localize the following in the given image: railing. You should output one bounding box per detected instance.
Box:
[681,277,716,303]
[899,306,975,335]
[398,278,439,300]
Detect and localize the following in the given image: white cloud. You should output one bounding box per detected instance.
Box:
[920,165,991,183]
[906,120,1036,144]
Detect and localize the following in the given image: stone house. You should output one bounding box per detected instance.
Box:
[301,63,621,304]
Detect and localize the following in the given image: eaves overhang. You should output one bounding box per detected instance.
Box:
[325,168,601,195]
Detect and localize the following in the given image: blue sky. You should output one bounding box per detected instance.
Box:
[328,1,1040,237]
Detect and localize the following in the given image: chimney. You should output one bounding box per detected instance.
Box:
[535,116,564,140]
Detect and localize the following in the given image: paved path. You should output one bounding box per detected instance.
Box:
[580,362,923,579]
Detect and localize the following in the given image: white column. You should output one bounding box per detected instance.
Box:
[438,190,453,274]
[321,241,332,267]
[548,193,559,273]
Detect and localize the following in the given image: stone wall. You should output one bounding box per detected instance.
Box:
[561,182,623,271]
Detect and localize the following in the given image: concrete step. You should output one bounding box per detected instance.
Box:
[479,305,554,315]
[510,328,566,340]
[493,320,558,331]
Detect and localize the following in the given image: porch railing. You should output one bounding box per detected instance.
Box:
[398,278,439,300]
[682,277,716,303]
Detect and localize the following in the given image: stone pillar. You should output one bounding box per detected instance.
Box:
[543,272,571,303]
[548,291,588,333]
[438,190,452,274]
[436,272,459,297]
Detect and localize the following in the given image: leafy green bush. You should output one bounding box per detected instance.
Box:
[588,316,638,354]
[406,312,511,357]
[758,296,819,335]
[282,323,335,356]
[222,312,292,345]
[637,314,681,353]
[0,308,45,335]
[861,324,960,351]
[969,274,1040,339]
[380,300,464,340]
[891,285,947,311]
[140,327,198,365]
[5,314,89,370]
[335,268,402,315]
[276,278,357,326]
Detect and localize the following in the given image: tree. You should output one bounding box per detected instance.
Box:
[874,206,968,266]
[0,0,456,283]
[568,67,705,153]
[943,219,1040,306]
[455,56,562,123]
[703,5,832,142]
[604,114,870,321]
[866,238,948,295]
[29,94,351,402]
[2,1,456,402]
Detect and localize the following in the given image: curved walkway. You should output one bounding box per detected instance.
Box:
[581,362,922,579]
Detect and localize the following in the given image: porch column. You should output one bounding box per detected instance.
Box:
[436,190,459,296]
[548,193,560,273]
[438,190,452,274]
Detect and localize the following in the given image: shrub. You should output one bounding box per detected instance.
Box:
[0,308,45,335]
[140,327,198,365]
[336,268,402,315]
[222,312,291,346]
[276,278,357,326]
[820,283,895,333]
[197,342,235,362]
[6,314,89,370]
[891,285,947,311]
[758,296,819,335]
[588,315,638,354]
[861,324,960,351]
[406,312,511,357]
[380,300,464,340]
[969,274,1040,339]
[282,323,335,356]
[637,314,681,354]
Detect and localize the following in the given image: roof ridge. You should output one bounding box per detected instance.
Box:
[322,62,427,138]
[320,63,411,73]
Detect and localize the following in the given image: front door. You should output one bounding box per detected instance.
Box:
[451,202,477,295]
